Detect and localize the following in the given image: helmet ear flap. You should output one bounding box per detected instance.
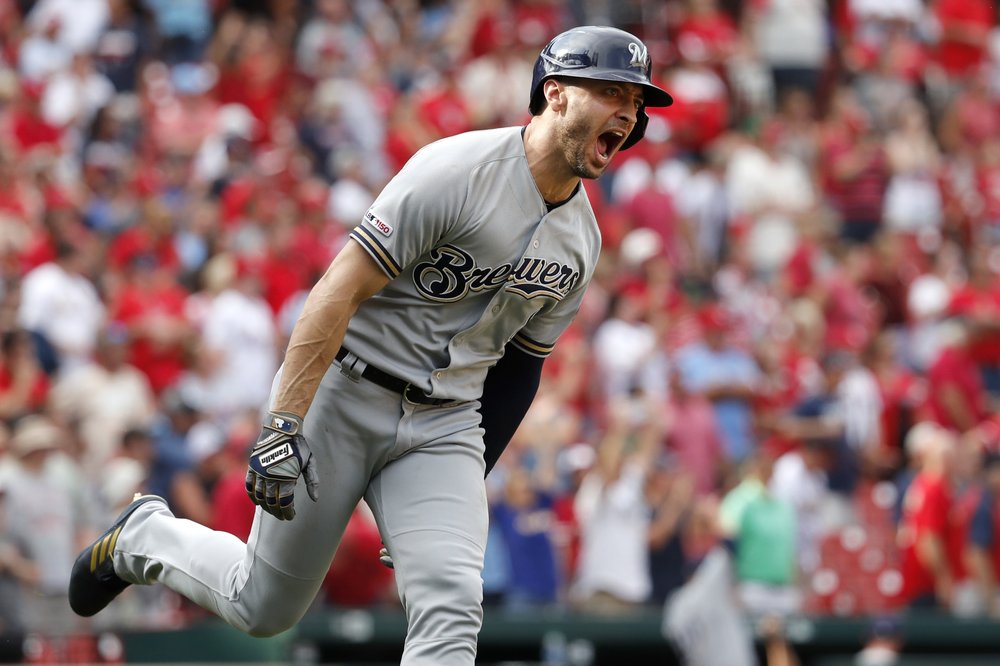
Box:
[620,108,648,151]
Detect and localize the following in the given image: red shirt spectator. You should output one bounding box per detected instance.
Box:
[8,82,62,154]
[0,328,50,422]
[108,262,191,394]
[923,339,990,432]
[106,200,181,273]
[948,282,1000,366]
[822,128,889,239]
[211,468,257,542]
[673,0,739,69]
[932,0,994,79]
[898,471,954,604]
[322,507,395,607]
[416,75,473,140]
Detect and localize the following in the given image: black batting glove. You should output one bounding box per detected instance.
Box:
[245,411,320,520]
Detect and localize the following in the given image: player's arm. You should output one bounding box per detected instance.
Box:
[480,343,544,476]
[273,241,390,417]
[246,241,389,520]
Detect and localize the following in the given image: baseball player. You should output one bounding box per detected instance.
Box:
[69,26,672,665]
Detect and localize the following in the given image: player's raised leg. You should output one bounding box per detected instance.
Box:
[70,366,386,636]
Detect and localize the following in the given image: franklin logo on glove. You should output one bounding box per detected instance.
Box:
[258,443,292,467]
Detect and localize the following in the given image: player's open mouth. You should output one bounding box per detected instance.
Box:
[596,129,627,163]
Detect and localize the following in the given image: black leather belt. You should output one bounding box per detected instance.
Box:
[335,347,454,406]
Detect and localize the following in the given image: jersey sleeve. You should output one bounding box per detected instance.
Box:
[349,144,469,279]
[510,282,587,358]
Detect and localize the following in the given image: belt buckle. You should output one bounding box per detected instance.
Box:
[403,384,425,405]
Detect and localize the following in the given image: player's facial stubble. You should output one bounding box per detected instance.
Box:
[556,113,604,181]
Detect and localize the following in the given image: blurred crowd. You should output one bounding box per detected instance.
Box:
[2,0,1000,647]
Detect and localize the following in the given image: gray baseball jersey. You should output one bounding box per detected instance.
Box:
[345,126,602,399]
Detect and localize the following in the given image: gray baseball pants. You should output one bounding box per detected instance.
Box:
[113,353,489,666]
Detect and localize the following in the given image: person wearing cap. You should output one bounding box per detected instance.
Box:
[3,416,86,635]
[0,474,39,636]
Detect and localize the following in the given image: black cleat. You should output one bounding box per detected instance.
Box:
[69,494,166,617]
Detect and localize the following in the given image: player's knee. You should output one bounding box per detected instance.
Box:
[243,612,301,638]
[403,546,484,613]
[234,601,307,638]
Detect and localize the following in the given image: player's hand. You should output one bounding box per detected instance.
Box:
[378,545,394,569]
[245,411,320,520]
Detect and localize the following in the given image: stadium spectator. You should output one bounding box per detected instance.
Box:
[745,0,829,101]
[882,99,944,235]
[145,387,213,525]
[946,243,1000,397]
[491,463,562,608]
[664,363,723,497]
[769,438,834,575]
[718,441,800,620]
[16,235,105,375]
[964,422,1000,617]
[0,328,49,424]
[922,318,991,433]
[646,458,695,606]
[897,423,958,609]
[571,395,664,612]
[724,118,816,280]
[47,322,156,474]
[0,415,89,635]
[0,476,36,635]
[674,303,762,465]
[197,254,278,424]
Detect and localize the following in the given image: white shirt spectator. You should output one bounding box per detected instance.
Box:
[48,357,157,474]
[459,53,534,128]
[18,31,72,81]
[751,0,829,69]
[17,260,105,373]
[41,58,115,128]
[725,141,815,274]
[572,461,652,604]
[201,286,278,422]
[592,316,668,401]
[836,365,883,452]
[26,0,110,54]
[770,450,828,573]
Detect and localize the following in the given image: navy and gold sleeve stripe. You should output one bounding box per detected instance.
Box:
[511,332,555,358]
[350,226,402,278]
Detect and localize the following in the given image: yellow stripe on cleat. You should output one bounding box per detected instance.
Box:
[90,544,99,572]
[107,526,124,560]
[98,533,112,563]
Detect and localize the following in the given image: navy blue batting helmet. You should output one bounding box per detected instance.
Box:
[529,26,672,150]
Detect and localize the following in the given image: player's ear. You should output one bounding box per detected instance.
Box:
[542,78,567,113]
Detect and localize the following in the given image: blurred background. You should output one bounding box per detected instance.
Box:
[2,0,1000,664]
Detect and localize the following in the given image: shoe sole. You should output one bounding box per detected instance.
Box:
[68,494,167,617]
